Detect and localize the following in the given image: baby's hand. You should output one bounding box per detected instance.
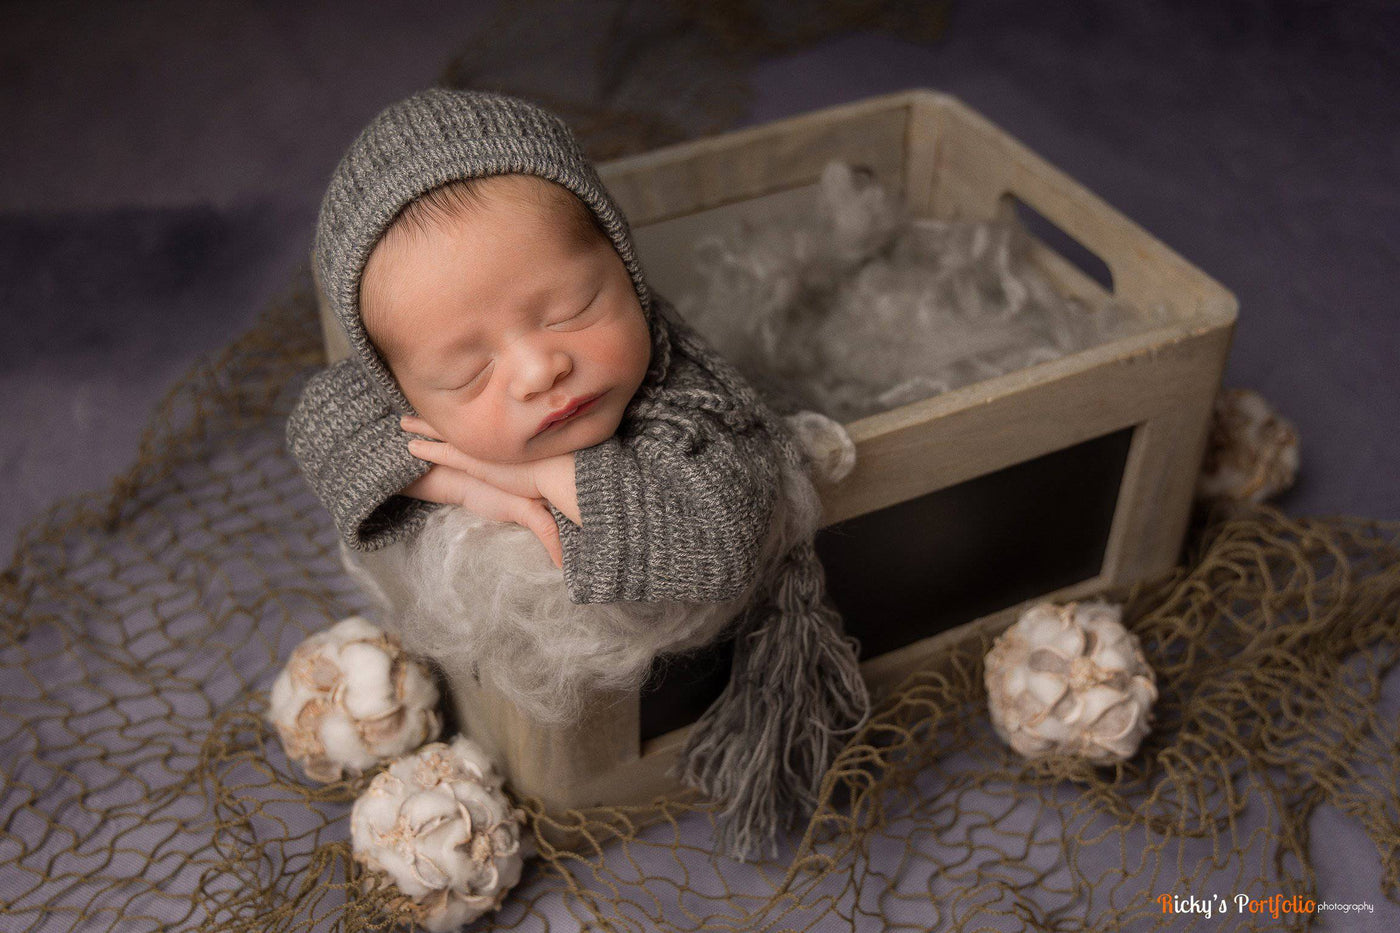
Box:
[402,465,563,569]
[401,415,580,525]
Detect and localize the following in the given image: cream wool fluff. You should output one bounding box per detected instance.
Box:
[342,454,825,723]
[679,162,1170,423]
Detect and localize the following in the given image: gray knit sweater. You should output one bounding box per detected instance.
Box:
[287,296,786,605]
[281,88,791,605]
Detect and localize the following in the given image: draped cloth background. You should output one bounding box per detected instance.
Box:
[3,2,1399,930]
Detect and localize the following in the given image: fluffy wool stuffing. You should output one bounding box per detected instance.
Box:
[679,162,1169,422]
[341,455,825,722]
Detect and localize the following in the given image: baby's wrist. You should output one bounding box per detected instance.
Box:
[534,453,580,525]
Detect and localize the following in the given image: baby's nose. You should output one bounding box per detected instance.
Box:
[512,344,573,399]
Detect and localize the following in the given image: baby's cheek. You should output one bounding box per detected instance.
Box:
[604,311,652,381]
[479,404,538,461]
[431,405,492,458]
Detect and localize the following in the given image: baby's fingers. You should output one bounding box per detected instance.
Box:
[400,414,444,441]
[402,465,469,506]
[406,438,539,499]
[402,467,562,570]
[406,437,479,475]
[514,500,564,570]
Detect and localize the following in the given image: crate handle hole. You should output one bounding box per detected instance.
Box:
[1001,194,1115,294]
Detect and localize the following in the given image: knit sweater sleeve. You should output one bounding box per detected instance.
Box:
[550,316,784,604]
[285,358,434,551]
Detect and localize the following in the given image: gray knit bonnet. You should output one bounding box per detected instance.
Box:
[314,87,657,411]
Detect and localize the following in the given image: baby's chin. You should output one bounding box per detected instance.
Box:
[525,420,618,460]
[520,400,625,460]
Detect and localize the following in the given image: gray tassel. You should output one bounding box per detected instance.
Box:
[676,540,870,861]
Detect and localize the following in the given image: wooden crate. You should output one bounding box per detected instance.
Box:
[325,89,1236,814]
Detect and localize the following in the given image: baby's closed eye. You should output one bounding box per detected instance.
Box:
[546,289,602,330]
[439,360,491,392]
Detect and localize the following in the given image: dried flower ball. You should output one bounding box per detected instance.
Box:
[985,601,1157,764]
[351,736,525,931]
[269,616,441,782]
[1197,387,1299,504]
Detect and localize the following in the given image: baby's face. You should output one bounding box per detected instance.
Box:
[362,176,651,464]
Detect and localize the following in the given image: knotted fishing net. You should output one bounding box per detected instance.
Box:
[3,263,1399,933]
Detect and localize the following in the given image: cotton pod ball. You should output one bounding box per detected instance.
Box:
[984,601,1157,764]
[1196,387,1299,504]
[351,736,526,932]
[784,410,857,483]
[268,616,441,782]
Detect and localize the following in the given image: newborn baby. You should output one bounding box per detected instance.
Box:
[324,165,783,724]
[287,88,866,859]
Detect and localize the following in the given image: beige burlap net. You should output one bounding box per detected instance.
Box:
[2,271,1398,933]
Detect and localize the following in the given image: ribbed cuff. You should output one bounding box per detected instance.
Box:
[286,360,435,551]
[336,414,435,550]
[554,438,633,603]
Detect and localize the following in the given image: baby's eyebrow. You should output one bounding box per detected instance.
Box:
[425,305,494,353]
[436,326,485,356]
[395,327,482,382]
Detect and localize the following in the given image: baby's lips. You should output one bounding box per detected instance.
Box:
[535,392,603,435]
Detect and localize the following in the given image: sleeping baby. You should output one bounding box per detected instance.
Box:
[286,88,866,858]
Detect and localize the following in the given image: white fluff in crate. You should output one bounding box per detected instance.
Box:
[268,616,442,782]
[679,161,1169,423]
[984,601,1157,764]
[1196,387,1300,504]
[351,736,525,932]
[341,456,822,724]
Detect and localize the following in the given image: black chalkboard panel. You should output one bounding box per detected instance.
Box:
[639,634,735,744]
[638,426,1136,742]
[819,426,1134,659]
